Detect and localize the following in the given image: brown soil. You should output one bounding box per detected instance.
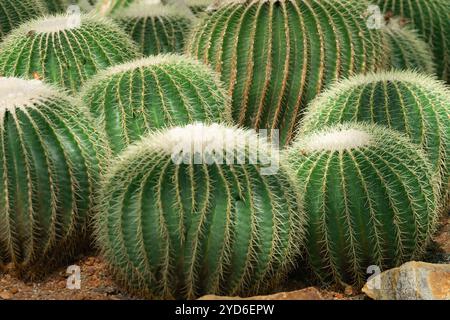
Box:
[0,216,448,300]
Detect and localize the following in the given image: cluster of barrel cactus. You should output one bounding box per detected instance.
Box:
[0,0,448,300]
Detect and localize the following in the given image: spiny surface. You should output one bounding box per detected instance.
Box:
[377,0,450,83]
[96,123,305,299]
[382,20,435,73]
[81,54,231,155]
[114,3,194,56]
[285,123,439,286]
[186,0,389,146]
[0,14,140,94]
[0,0,47,41]
[0,77,104,278]
[300,71,450,210]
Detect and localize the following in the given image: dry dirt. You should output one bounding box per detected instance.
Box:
[0,216,448,300]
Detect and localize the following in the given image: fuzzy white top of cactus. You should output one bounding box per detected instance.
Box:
[0,77,56,110]
[30,15,83,33]
[303,128,372,152]
[116,2,195,19]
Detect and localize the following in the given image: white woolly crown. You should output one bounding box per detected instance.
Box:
[303,128,372,152]
[0,77,56,110]
[30,15,83,33]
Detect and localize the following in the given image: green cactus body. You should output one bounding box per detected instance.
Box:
[0,0,46,41]
[81,54,232,155]
[377,0,450,83]
[96,123,304,299]
[186,0,389,146]
[285,123,439,286]
[0,14,140,94]
[300,71,450,210]
[382,20,435,73]
[0,77,104,277]
[114,3,194,56]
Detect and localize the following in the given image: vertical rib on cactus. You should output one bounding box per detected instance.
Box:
[285,123,439,286]
[114,3,194,56]
[0,77,104,278]
[95,123,305,299]
[0,0,46,41]
[0,14,140,94]
[81,54,232,155]
[377,0,450,83]
[300,71,450,211]
[382,19,435,73]
[186,0,389,146]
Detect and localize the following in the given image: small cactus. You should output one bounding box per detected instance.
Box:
[377,0,450,83]
[81,54,231,155]
[186,0,389,146]
[382,19,435,74]
[285,123,440,286]
[0,77,104,277]
[300,71,450,210]
[95,122,304,299]
[114,3,194,56]
[0,14,140,94]
[0,0,46,41]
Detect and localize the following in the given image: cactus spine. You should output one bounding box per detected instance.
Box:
[186,0,389,146]
[0,0,47,41]
[81,54,232,155]
[300,71,450,209]
[285,123,439,286]
[376,0,450,83]
[382,20,435,74]
[0,77,104,277]
[0,14,140,94]
[114,3,194,56]
[96,123,304,299]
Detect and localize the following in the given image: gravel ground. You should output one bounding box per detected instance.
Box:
[0,216,448,300]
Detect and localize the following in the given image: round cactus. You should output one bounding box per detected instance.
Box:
[114,3,194,56]
[186,0,389,146]
[0,14,140,94]
[376,0,450,83]
[285,123,439,286]
[0,77,104,277]
[300,71,450,210]
[81,54,231,155]
[0,0,46,41]
[95,122,304,299]
[382,19,435,73]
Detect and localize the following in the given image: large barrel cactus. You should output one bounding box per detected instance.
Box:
[0,0,46,41]
[285,123,439,286]
[96,123,304,299]
[0,77,104,278]
[382,20,435,73]
[376,0,450,83]
[300,71,450,210]
[186,0,389,146]
[0,14,140,94]
[81,54,231,155]
[114,3,194,56]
